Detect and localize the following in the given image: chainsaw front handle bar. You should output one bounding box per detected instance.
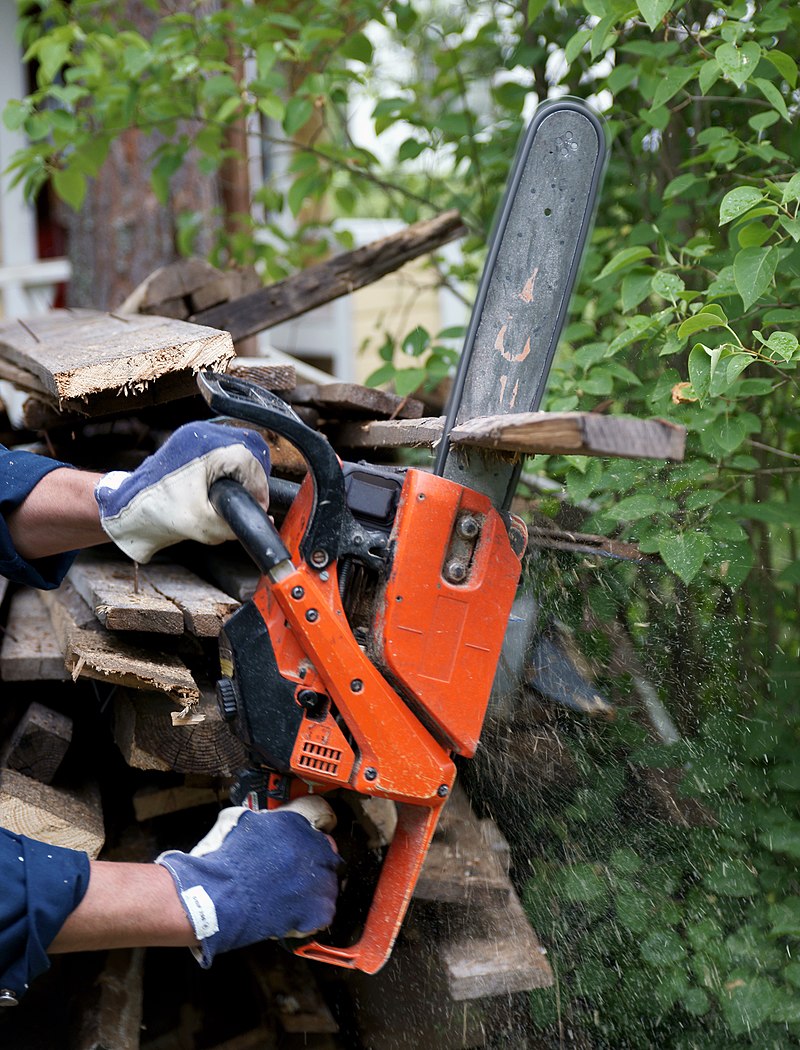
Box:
[198,371,346,570]
[209,478,292,579]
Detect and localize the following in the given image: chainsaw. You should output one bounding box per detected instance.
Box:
[197,97,607,975]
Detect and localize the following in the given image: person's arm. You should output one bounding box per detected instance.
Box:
[48,862,196,953]
[5,467,105,561]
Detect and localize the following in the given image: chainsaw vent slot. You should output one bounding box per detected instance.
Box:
[298,741,342,776]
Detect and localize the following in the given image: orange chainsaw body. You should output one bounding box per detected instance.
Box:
[234,467,524,972]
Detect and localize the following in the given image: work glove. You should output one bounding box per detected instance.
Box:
[156,797,340,968]
[95,421,271,563]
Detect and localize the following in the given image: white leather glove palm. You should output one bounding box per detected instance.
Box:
[95,421,271,563]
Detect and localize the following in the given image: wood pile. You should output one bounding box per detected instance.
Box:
[0,219,686,1049]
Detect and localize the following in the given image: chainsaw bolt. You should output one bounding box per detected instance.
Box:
[364,767,378,781]
[310,549,329,568]
[305,609,319,622]
[437,784,450,798]
[350,678,363,692]
[291,586,304,599]
[456,515,480,540]
[444,559,468,584]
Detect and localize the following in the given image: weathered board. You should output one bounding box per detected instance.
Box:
[0,309,233,404]
[192,211,467,341]
[289,382,424,420]
[68,557,186,634]
[0,767,105,857]
[0,589,70,681]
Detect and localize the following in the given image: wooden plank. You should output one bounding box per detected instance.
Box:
[0,767,104,856]
[441,889,553,1000]
[68,556,185,634]
[113,688,247,775]
[192,211,467,342]
[333,415,445,449]
[0,589,70,680]
[141,563,240,637]
[119,257,223,313]
[0,702,72,784]
[0,309,233,403]
[289,382,424,420]
[132,779,228,821]
[41,581,200,705]
[415,784,512,904]
[69,948,144,1050]
[334,411,686,461]
[225,358,296,392]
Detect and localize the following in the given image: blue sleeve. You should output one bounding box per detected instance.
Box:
[0,446,78,589]
[0,829,90,1002]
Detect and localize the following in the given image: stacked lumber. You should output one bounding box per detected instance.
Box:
[0,225,686,1048]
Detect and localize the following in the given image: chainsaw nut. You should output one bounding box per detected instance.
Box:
[444,559,468,584]
[305,609,319,622]
[456,515,480,540]
[291,586,304,599]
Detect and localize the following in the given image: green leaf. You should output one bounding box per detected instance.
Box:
[621,268,654,312]
[682,988,711,1016]
[760,821,800,860]
[402,326,429,356]
[705,859,759,896]
[640,930,685,966]
[678,312,727,339]
[527,0,548,23]
[733,246,778,310]
[721,976,775,1036]
[52,166,86,211]
[652,66,694,109]
[715,417,747,451]
[658,531,709,582]
[719,186,764,225]
[698,58,720,95]
[611,494,671,521]
[651,271,685,300]
[765,48,798,88]
[778,560,800,585]
[768,898,800,936]
[340,31,373,64]
[753,76,790,121]
[283,97,314,136]
[559,863,607,902]
[564,28,591,65]
[781,172,800,204]
[637,0,672,32]
[762,330,799,361]
[716,42,761,88]
[393,367,427,396]
[663,173,702,200]
[597,246,652,280]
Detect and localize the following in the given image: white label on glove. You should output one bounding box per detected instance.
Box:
[181,885,219,940]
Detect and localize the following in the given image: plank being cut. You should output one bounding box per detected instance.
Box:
[0,309,233,402]
[0,767,104,856]
[334,411,686,461]
[141,563,240,636]
[0,589,70,680]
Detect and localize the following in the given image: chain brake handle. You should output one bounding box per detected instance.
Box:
[197,370,346,569]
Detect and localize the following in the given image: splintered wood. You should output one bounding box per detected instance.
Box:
[0,309,233,416]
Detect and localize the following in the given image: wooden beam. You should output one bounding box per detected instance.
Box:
[333,411,686,461]
[0,702,72,784]
[0,589,70,681]
[0,309,233,404]
[192,211,467,342]
[0,767,104,856]
[289,382,424,420]
[132,779,228,821]
[113,688,247,775]
[225,358,296,392]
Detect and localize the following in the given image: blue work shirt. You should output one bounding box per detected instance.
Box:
[0,830,90,1002]
[1,447,88,1002]
[0,445,77,587]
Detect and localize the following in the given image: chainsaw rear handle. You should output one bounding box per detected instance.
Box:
[197,371,347,569]
[209,478,291,577]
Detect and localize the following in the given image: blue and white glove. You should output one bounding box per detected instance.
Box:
[95,421,271,563]
[156,797,340,968]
